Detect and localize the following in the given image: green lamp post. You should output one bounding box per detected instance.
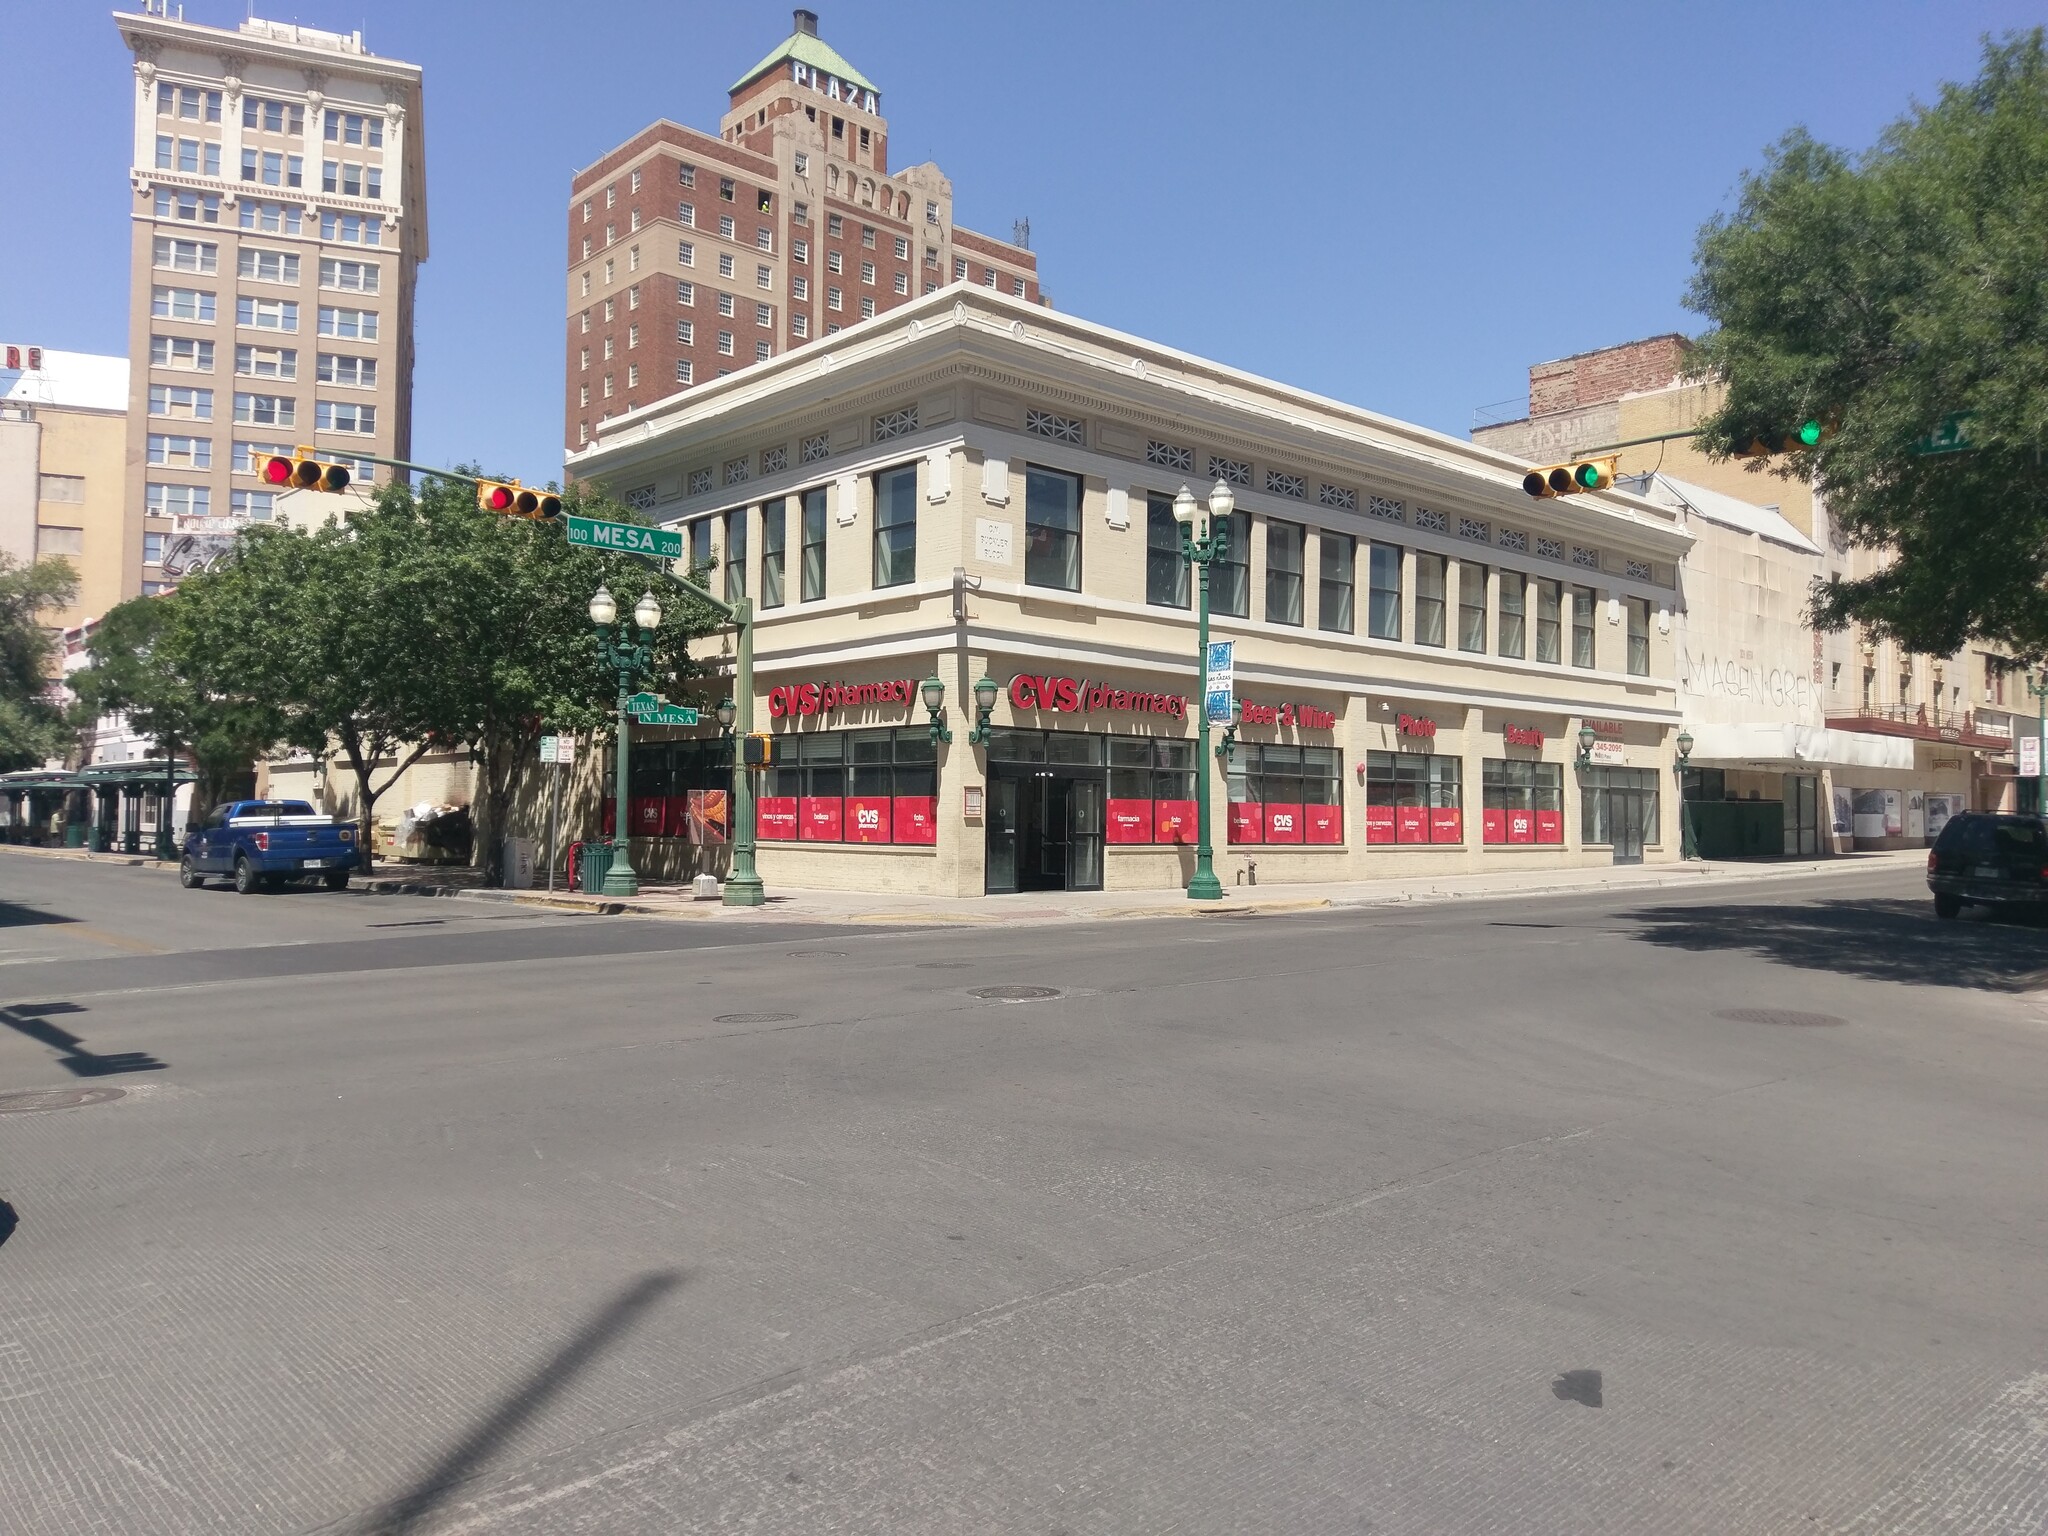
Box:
[590,584,662,897]
[1171,478,1236,901]
[1675,726,1697,860]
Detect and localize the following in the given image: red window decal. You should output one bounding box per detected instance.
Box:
[1483,808,1506,844]
[846,796,892,843]
[1106,799,1153,845]
[1228,801,1264,844]
[1304,804,1343,845]
[1365,804,1396,845]
[1264,803,1304,844]
[1154,800,1197,845]
[1429,808,1463,844]
[1395,804,1429,844]
[1535,809,1564,844]
[799,796,842,841]
[892,796,937,845]
[1506,809,1534,845]
[757,796,798,840]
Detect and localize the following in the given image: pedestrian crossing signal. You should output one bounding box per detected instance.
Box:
[476,480,563,518]
[261,448,352,492]
[741,732,776,767]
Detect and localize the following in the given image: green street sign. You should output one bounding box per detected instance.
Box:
[1909,412,1976,457]
[565,513,684,559]
[626,691,700,726]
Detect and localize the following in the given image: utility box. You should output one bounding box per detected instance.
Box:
[692,873,721,900]
[501,837,537,889]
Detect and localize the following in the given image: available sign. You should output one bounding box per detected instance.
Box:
[1585,740,1626,766]
[565,514,683,560]
[626,692,700,726]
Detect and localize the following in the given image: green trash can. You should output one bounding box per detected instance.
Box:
[578,840,614,893]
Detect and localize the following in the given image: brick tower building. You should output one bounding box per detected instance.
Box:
[564,9,1042,452]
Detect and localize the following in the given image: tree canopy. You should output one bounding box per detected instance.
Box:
[1686,30,2048,658]
[0,552,78,770]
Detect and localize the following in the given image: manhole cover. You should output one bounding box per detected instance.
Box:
[1715,1008,1847,1028]
[918,961,974,970]
[970,985,1061,1001]
[713,1012,797,1024]
[0,1087,127,1115]
[786,950,845,958]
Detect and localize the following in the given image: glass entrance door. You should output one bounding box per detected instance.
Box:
[1611,789,1647,865]
[984,764,1106,894]
[1784,774,1820,855]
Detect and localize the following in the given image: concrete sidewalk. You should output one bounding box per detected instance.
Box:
[2,841,1926,928]
[398,848,1928,927]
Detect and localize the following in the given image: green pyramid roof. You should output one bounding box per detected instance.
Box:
[730,29,877,97]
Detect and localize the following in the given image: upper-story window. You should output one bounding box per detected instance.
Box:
[1024,467,1081,592]
[1319,532,1355,634]
[678,163,695,188]
[1368,543,1401,640]
[1459,563,1488,653]
[873,464,918,588]
[1212,510,1251,618]
[630,168,642,193]
[719,177,736,202]
[319,257,379,293]
[1146,493,1190,609]
[719,214,735,239]
[242,201,302,235]
[153,236,217,275]
[1627,596,1652,676]
[241,149,302,188]
[1572,585,1597,668]
[800,487,828,601]
[243,96,302,134]
[1498,571,1526,658]
[1265,520,1305,625]
[322,160,382,199]
[157,135,221,177]
[154,188,220,223]
[158,83,222,122]
[925,200,939,225]
[320,212,381,245]
[1535,579,1563,663]
[323,109,384,147]
[794,152,810,176]
[828,214,844,238]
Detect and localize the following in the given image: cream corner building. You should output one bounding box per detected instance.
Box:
[564,288,1696,898]
[1,349,131,633]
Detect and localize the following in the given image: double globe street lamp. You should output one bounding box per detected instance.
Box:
[590,583,662,898]
[1171,478,1237,901]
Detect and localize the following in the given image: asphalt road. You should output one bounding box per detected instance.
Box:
[2,852,2045,1534]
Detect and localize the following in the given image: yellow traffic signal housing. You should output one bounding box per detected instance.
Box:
[741,732,776,768]
[1521,455,1619,498]
[262,447,353,492]
[477,480,564,519]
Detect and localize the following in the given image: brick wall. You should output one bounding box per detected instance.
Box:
[1528,334,1690,418]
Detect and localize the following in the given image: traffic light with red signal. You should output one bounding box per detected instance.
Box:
[476,480,563,519]
[261,448,354,492]
[1522,455,1619,498]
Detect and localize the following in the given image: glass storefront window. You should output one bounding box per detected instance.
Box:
[609,739,734,842]
[1581,765,1659,846]
[1229,743,1343,845]
[1106,735,1198,844]
[1363,751,1462,845]
[758,727,938,845]
[1481,758,1564,844]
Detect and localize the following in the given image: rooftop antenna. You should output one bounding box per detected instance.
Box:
[1013,217,1030,250]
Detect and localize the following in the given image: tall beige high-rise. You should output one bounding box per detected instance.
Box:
[114,4,426,590]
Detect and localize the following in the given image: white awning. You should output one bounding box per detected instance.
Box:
[1685,722,1914,772]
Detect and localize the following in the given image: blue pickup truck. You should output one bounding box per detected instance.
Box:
[180,800,361,894]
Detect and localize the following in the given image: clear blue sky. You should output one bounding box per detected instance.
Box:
[4,0,2036,481]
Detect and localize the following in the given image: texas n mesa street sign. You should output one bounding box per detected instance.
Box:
[564,513,684,560]
[626,692,700,726]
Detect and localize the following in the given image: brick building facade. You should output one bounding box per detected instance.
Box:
[564,10,1041,454]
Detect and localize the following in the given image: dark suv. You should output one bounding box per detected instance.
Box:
[1926,812,2048,919]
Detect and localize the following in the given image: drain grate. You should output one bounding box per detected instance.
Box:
[0,1087,127,1115]
[713,1011,797,1024]
[1715,1008,1847,1028]
[970,985,1061,1001]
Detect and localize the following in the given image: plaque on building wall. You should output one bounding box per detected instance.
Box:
[976,517,1013,565]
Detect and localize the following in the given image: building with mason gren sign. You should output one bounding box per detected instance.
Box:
[565,285,1707,896]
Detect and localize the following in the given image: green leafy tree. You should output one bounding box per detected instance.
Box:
[398,472,720,885]
[0,552,78,770]
[1686,30,2048,657]
[67,591,287,823]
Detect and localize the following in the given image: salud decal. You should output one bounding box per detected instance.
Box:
[1009,674,1186,719]
[768,678,917,719]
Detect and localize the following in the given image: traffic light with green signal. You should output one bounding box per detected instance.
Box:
[261,448,354,492]
[476,480,563,519]
[1522,455,1619,498]
[1731,417,1831,458]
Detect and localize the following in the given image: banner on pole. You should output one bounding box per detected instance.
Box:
[2021,735,2041,777]
[1204,640,1234,724]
